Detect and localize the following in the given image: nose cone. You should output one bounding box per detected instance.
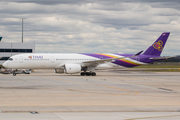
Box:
[2,62,8,68]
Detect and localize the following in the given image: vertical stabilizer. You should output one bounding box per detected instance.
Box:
[143,32,170,56]
[0,37,2,42]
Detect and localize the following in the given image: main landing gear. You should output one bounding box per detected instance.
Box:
[80,72,96,76]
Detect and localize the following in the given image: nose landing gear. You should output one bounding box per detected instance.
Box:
[13,73,16,76]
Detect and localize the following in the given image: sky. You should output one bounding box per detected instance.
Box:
[0,0,180,56]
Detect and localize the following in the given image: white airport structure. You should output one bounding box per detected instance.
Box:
[0,42,35,65]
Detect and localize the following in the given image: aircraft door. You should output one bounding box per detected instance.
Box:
[135,57,139,61]
[19,56,23,63]
[13,57,18,63]
[51,56,55,63]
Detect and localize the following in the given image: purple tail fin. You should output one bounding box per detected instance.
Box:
[143,32,170,56]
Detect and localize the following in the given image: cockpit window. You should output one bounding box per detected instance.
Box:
[8,58,13,61]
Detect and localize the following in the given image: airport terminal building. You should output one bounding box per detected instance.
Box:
[0,42,35,65]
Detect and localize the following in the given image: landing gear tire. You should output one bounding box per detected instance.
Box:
[91,72,96,76]
[86,72,91,76]
[80,72,96,76]
[81,72,85,76]
[13,73,16,76]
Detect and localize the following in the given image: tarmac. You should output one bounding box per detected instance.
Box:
[0,69,180,119]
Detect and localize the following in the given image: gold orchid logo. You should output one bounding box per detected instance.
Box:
[153,40,163,51]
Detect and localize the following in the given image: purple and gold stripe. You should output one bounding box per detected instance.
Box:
[81,53,143,67]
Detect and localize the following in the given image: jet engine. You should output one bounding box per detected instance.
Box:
[64,64,81,74]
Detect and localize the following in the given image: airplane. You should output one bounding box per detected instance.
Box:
[2,32,173,76]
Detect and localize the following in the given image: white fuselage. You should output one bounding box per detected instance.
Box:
[3,53,122,70]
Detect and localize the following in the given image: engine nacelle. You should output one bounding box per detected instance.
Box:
[64,64,81,74]
[54,69,64,73]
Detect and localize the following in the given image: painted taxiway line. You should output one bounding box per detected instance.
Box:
[125,114,180,120]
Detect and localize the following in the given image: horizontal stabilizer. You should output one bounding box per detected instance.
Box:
[150,56,177,60]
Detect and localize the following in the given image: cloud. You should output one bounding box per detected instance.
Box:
[0,0,180,56]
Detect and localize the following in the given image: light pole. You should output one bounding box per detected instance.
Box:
[20,18,26,43]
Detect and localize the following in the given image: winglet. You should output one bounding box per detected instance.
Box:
[130,50,143,58]
[134,50,143,56]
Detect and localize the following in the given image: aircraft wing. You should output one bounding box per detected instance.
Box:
[82,50,143,67]
[82,57,120,67]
